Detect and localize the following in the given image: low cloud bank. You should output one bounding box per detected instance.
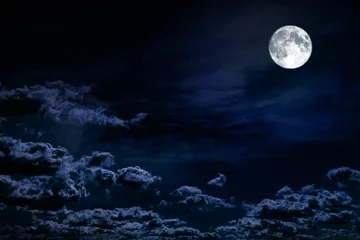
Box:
[1,136,360,239]
[215,168,360,240]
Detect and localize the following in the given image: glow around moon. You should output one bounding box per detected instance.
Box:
[269,25,312,69]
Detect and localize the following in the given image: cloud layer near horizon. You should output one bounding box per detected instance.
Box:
[0,135,360,239]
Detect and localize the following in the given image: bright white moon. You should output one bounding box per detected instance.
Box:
[269,25,312,69]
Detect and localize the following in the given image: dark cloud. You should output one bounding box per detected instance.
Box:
[207,173,227,187]
[275,185,294,196]
[0,136,72,175]
[56,179,90,200]
[0,175,17,195]
[78,151,115,169]
[0,137,117,202]
[0,174,89,201]
[0,202,6,211]
[215,179,360,240]
[160,185,235,212]
[86,167,117,186]
[115,166,161,190]
[2,136,360,239]
[170,185,203,197]
[8,176,55,200]
[326,166,360,188]
[0,80,147,128]
[0,206,220,239]
[2,140,360,240]
[0,136,161,207]
[178,194,235,211]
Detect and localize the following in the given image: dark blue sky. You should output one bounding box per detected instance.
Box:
[0,0,359,194]
[1,1,360,239]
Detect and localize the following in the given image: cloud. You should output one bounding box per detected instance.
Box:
[0,206,220,239]
[2,149,360,240]
[170,185,203,197]
[0,202,6,211]
[0,174,89,201]
[326,166,360,188]
[56,179,90,200]
[2,133,360,239]
[215,182,360,239]
[0,80,147,128]
[78,151,116,169]
[207,173,227,187]
[0,136,162,206]
[0,175,17,194]
[178,194,235,211]
[86,167,117,186]
[160,185,235,212]
[129,112,149,125]
[0,136,73,175]
[115,166,161,189]
[9,176,55,200]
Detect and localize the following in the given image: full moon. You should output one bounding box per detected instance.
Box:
[269,25,312,69]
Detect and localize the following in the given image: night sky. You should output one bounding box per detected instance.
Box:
[1,1,360,239]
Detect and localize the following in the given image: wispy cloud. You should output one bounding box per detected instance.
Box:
[0,80,147,128]
[207,173,227,187]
